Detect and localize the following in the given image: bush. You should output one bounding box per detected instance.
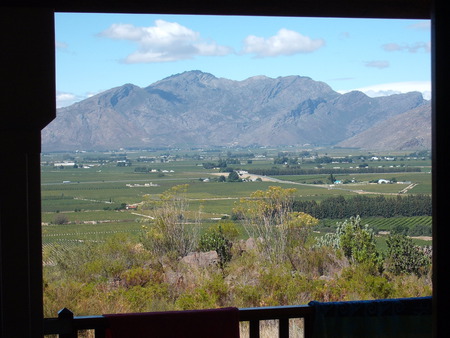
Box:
[385,234,431,276]
[227,171,241,182]
[199,223,237,269]
[53,213,69,224]
[120,267,157,288]
[409,224,432,236]
[234,186,300,263]
[140,185,199,260]
[338,264,394,300]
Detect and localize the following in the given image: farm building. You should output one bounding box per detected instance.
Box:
[378,179,391,184]
[54,161,76,167]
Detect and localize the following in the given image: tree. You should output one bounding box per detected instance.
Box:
[328,173,336,184]
[338,216,378,265]
[199,221,240,269]
[53,213,69,225]
[385,234,431,276]
[227,171,241,182]
[202,162,215,169]
[316,216,381,270]
[140,184,198,260]
[217,159,227,168]
[274,156,288,165]
[234,186,318,264]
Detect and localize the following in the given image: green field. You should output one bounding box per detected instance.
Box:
[41,148,432,248]
[319,215,432,233]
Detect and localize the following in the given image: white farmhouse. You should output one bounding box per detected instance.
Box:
[378,179,391,184]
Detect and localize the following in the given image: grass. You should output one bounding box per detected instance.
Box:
[319,216,432,231]
[274,172,431,195]
[41,151,432,247]
[41,210,145,223]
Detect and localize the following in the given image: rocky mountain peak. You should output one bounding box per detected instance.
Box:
[42,71,430,152]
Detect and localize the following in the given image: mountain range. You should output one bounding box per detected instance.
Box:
[42,70,431,152]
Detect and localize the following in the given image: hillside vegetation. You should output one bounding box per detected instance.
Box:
[42,148,432,317]
[43,185,431,318]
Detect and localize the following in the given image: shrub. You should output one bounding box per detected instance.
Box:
[200,222,238,266]
[385,234,431,276]
[120,267,156,288]
[234,186,298,263]
[316,216,382,270]
[140,185,198,260]
[338,264,394,300]
[175,288,217,310]
[53,213,69,224]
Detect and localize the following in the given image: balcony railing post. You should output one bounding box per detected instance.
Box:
[279,318,289,338]
[249,319,260,338]
[304,310,314,338]
[95,325,107,338]
[58,308,77,338]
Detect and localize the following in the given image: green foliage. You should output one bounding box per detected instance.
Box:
[44,230,432,317]
[53,234,151,282]
[199,222,240,269]
[339,264,394,300]
[317,216,432,237]
[316,216,382,270]
[202,162,215,169]
[41,152,433,316]
[385,234,431,276]
[53,213,69,224]
[175,273,229,310]
[285,212,319,249]
[120,266,164,288]
[338,216,379,264]
[140,185,198,260]
[227,171,241,182]
[293,194,432,219]
[317,216,432,279]
[249,166,421,176]
[202,159,227,169]
[328,173,336,184]
[235,186,319,265]
[234,186,296,262]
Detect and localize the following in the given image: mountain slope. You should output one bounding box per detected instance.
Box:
[336,102,431,150]
[42,70,430,151]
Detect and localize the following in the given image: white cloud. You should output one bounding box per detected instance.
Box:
[55,41,67,49]
[56,92,77,108]
[407,21,431,31]
[242,28,325,57]
[365,60,390,69]
[382,41,431,53]
[339,81,431,100]
[99,20,233,63]
[55,41,68,50]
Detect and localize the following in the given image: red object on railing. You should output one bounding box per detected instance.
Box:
[44,305,314,338]
[104,307,240,338]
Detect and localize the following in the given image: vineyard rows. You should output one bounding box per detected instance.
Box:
[43,229,141,237]
[366,215,432,230]
[320,215,432,235]
[42,229,143,265]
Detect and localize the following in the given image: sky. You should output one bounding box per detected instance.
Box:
[55,13,431,108]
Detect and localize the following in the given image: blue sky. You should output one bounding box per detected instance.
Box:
[55,13,431,108]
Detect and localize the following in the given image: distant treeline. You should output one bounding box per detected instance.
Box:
[248,167,421,176]
[293,194,432,219]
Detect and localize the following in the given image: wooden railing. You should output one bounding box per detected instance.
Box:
[239,305,314,338]
[43,305,315,338]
